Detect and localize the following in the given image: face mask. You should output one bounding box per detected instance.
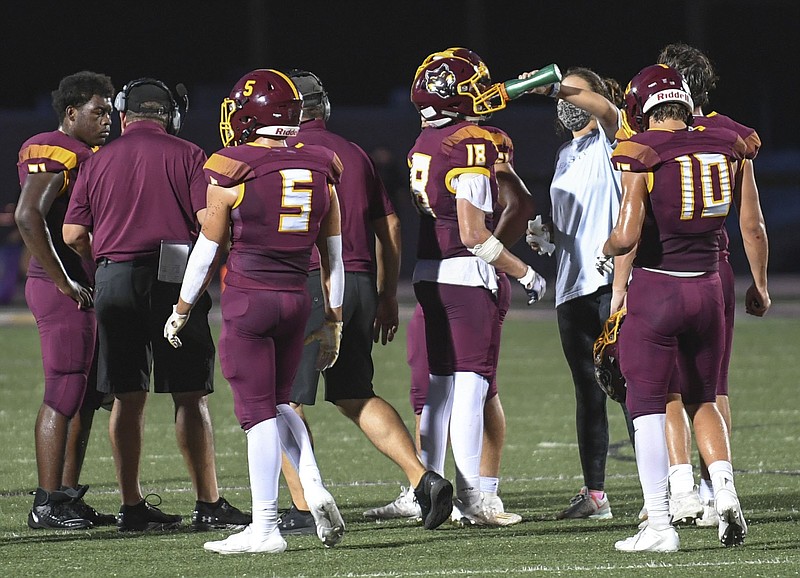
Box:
[557,100,592,132]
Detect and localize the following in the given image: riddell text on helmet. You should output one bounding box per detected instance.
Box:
[657,90,689,102]
[274,127,299,136]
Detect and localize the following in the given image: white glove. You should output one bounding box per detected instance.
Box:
[595,246,614,275]
[526,216,555,256]
[304,320,343,370]
[164,305,190,349]
[518,266,547,305]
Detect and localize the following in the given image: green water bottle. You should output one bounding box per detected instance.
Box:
[499,64,562,101]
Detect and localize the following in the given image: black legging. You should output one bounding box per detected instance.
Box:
[556,286,634,491]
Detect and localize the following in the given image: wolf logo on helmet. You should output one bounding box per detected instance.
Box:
[424,64,458,99]
[219,69,302,147]
[411,52,506,126]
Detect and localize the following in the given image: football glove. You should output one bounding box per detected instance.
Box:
[592,308,627,403]
[304,320,343,371]
[595,245,614,275]
[517,266,546,305]
[164,305,190,349]
[525,216,555,256]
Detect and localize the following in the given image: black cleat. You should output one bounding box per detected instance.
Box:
[414,471,454,530]
[62,485,117,526]
[191,497,251,531]
[28,488,92,530]
[118,494,182,532]
[277,504,316,536]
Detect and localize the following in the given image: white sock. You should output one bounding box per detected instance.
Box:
[699,477,714,502]
[276,403,322,488]
[245,419,281,536]
[668,463,695,496]
[708,460,736,497]
[450,371,488,508]
[633,414,670,529]
[420,374,454,475]
[480,476,499,495]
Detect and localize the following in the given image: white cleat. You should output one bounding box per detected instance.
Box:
[305,486,345,548]
[203,525,287,555]
[670,488,704,527]
[694,499,720,528]
[363,486,421,520]
[715,489,747,547]
[614,525,680,552]
[454,496,522,527]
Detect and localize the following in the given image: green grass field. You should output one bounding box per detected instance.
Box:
[1,308,798,577]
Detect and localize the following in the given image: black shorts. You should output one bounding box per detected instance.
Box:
[291,271,376,405]
[94,259,215,395]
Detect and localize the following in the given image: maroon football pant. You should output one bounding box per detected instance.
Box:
[620,269,725,420]
[25,277,96,417]
[219,285,310,430]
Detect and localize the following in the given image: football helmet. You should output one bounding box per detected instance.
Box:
[624,63,694,133]
[411,51,505,124]
[219,69,302,147]
[288,69,331,122]
[593,309,627,403]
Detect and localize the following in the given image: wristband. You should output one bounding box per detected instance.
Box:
[546,82,561,98]
[468,235,504,264]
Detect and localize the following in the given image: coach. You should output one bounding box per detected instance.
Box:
[62,78,249,532]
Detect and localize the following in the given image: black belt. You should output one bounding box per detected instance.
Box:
[97,255,159,267]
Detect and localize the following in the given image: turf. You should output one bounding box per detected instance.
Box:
[0,310,798,577]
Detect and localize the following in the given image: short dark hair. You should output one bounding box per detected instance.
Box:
[657,43,717,109]
[51,71,114,124]
[649,102,693,126]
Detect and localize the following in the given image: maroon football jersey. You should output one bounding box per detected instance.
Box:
[409,121,500,260]
[612,126,748,271]
[482,125,515,228]
[692,112,762,261]
[287,119,394,273]
[17,130,96,285]
[204,143,342,291]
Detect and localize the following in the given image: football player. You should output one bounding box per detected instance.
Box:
[656,43,770,529]
[600,64,760,551]
[15,71,116,529]
[164,69,345,554]
[277,69,454,534]
[366,48,532,527]
[408,49,545,526]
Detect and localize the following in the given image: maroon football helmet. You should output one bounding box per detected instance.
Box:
[411,51,504,125]
[624,64,694,133]
[219,69,302,146]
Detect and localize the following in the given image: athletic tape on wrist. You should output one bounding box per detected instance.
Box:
[179,233,218,305]
[468,234,504,264]
[327,235,344,308]
[547,82,561,98]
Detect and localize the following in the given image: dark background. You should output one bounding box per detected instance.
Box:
[2,0,798,275]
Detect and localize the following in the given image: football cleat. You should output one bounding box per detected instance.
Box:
[557,487,613,520]
[192,497,251,531]
[304,485,345,547]
[454,496,522,527]
[715,489,747,547]
[203,525,287,555]
[615,524,680,552]
[118,494,182,532]
[669,488,704,527]
[363,486,421,521]
[27,488,92,530]
[694,499,720,527]
[277,505,316,536]
[413,471,454,530]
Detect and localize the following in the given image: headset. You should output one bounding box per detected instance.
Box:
[114,78,189,135]
[287,70,331,122]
